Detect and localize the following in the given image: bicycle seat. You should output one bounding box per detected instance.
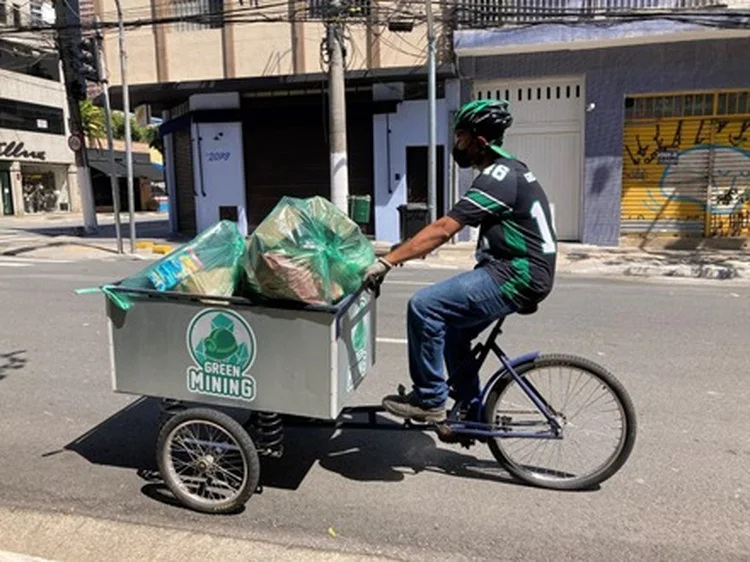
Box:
[516,303,538,316]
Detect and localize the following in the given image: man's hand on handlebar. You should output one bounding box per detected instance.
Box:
[363,257,393,297]
[363,217,463,297]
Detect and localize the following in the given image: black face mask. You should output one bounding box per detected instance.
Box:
[452,145,473,168]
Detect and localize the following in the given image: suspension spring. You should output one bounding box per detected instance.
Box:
[250,411,284,457]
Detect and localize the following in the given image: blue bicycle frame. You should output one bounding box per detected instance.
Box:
[441,317,564,440]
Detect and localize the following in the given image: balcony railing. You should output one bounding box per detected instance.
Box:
[455,0,725,28]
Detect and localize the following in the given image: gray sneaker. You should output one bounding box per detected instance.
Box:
[382,391,446,423]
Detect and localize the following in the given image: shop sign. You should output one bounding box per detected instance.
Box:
[0,141,47,161]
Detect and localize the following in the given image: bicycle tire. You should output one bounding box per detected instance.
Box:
[157,407,260,514]
[485,354,637,490]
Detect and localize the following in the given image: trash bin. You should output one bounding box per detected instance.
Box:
[397,203,431,242]
[348,195,371,225]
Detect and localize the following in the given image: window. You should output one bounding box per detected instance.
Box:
[0,1,7,25]
[625,90,750,120]
[0,38,59,80]
[12,3,21,27]
[307,0,370,20]
[0,98,65,135]
[171,0,224,32]
[717,91,750,116]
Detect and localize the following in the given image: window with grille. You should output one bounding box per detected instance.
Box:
[475,83,582,102]
[625,91,750,120]
[171,0,224,32]
[29,0,42,26]
[0,97,65,135]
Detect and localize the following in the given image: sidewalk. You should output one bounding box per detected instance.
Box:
[374,240,750,282]
[0,507,399,562]
[0,212,178,261]
[2,212,750,282]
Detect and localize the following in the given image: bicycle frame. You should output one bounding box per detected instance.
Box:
[443,318,564,440]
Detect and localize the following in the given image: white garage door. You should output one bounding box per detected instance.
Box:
[472,76,585,241]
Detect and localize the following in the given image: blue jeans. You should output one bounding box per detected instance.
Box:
[406,267,517,408]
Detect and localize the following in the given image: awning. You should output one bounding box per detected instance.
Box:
[101,63,457,113]
[87,150,164,182]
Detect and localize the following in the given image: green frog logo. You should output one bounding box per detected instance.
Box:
[186,309,257,401]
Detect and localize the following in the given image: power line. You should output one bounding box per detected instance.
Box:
[0,3,746,37]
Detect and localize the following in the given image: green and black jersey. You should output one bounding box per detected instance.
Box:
[447,156,557,310]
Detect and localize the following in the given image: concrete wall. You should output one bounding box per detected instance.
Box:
[0,69,67,109]
[373,98,452,242]
[233,22,294,77]
[458,38,750,245]
[99,0,443,86]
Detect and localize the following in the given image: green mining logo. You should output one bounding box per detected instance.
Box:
[186,309,257,402]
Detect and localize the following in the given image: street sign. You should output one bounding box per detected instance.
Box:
[68,134,83,152]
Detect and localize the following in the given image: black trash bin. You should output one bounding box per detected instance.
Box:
[397,203,431,242]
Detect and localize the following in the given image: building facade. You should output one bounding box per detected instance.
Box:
[98,0,460,241]
[99,0,750,244]
[455,11,750,245]
[0,10,81,217]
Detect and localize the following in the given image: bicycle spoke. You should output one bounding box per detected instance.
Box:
[491,360,629,486]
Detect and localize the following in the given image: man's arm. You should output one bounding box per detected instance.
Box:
[383,216,463,266]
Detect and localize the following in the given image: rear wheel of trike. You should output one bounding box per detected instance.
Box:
[484,354,637,491]
[157,407,260,514]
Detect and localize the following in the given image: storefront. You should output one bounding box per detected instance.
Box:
[621,89,750,237]
[0,131,80,216]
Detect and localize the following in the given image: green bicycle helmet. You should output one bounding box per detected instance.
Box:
[453,99,514,158]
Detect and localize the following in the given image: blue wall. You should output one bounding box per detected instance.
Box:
[458,37,750,245]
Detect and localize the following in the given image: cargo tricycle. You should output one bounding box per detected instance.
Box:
[104,284,636,514]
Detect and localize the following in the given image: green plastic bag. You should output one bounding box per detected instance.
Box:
[78,220,247,310]
[244,196,375,305]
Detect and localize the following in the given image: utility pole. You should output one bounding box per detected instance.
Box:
[114,0,136,253]
[326,0,349,214]
[91,18,123,254]
[426,0,437,223]
[55,0,98,234]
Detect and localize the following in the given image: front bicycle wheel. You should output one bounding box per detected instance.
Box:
[485,354,636,490]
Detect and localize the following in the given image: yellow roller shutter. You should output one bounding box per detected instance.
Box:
[707,118,750,236]
[622,118,709,234]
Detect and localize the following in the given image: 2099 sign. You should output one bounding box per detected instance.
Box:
[207,151,231,162]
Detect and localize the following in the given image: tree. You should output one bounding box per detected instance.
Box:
[143,126,163,156]
[79,99,106,148]
[111,111,149,143]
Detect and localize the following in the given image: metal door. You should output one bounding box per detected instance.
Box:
[0,170,13,216]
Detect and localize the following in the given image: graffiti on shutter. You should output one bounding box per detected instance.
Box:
[622,117,750,235]
[708,126,750,236]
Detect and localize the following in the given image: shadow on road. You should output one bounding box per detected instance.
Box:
[318,425,519,485]
[64,399,589,512]
[63,398,336,509]
[1,219,186,257]
[65,397,162,472]
[16,219,175,240]
[0,350,27,381]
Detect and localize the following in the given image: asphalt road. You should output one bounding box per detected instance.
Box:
[0,257,749,561]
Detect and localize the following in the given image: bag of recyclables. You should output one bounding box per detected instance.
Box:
[244,196,375,306]
[76,220,247,310]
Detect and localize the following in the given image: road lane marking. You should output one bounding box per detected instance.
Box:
[376,337,407,345]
